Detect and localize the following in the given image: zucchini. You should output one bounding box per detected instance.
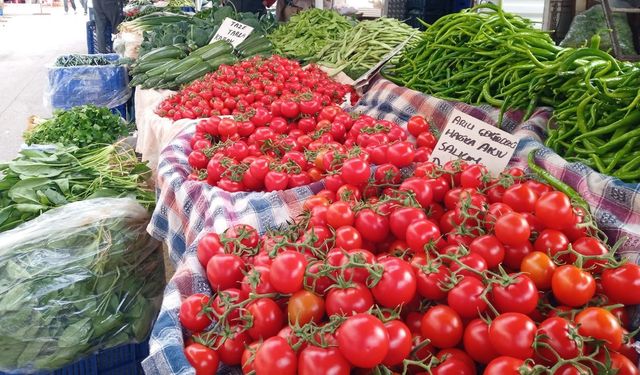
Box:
[131,58,177,75]
[137,46,186,64]
[200,44,234,61]
[240,42,273,57]
[190,40,231,57]
[162,56,202,80]
[173,63,214,85]
[140,75,164,89]
[145,60,177,77]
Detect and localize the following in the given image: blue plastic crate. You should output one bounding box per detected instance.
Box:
[0,340,149,375]
[452,0,471,11]
[86,20,113,54]
[48,53,129,110]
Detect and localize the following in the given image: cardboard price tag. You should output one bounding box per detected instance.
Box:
[428,109,519,176]
[211,18,254,48]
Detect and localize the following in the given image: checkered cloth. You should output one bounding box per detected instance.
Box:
[142,76,640,375]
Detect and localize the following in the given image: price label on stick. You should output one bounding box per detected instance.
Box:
[210,18,254,48]
[428,109,520,176]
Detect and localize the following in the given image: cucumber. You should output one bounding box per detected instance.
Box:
[200,43,234,60]
[140,75,164,89]
[145,60,177,77]
[132,58,177,75]
[162,56,202,80]
[137,46,186,64]
[173,63,214,85]
[190,40,230,57]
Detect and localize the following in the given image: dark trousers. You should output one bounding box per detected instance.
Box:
[94,0,123,53]
[79,0,87,13]
[63,0,76,12]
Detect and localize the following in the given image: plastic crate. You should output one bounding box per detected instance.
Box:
[47,53,130,111]
[86,20,113,54]
[0,340,149,375]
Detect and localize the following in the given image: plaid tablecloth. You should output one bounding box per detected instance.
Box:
[143,77,640,375]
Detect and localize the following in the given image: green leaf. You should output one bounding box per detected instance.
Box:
[9,161,64,178]
[8,178,52,204]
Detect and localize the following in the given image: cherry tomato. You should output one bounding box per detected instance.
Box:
[206,254,245,291]
[407,116,429,137]
[270,250,307,293]
[502,183,538,213]
[469,235,505,269]
[551,265,595,307]
[325,283,374,316]
[463,319,499,364]
[254,336,296,375]
[335,225,363,250]
[354,208,389,243]
[389,207,428,240]
[602,263,640,305]
[491,274,539,315]
[447,277,487,319]
[371,257,417,308]
[336,314,389,368]
[520,251,556,290]
[483,356,528,375]
[185,343,219,375]
[488,312,536,359]
[575,307,623,351]
[495,212,531,246]
[382,320,412,366]
[534,191,574,230]
[420,305,463,349]
[535,317,581,364]
[341,158,370,186]
[197,232,224,268]
[288,290,324,325]
[405,219,441,253]
[386,141,415,168]
[298,345,350,375]
[245,298,284,340]
[179,294,212,333]
[326,201,355,228]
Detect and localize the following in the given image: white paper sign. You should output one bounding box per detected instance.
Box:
[211,18,254,48]
[428,109,519,176]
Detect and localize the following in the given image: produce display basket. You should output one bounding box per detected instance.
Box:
[0,340,149,375]
[86,20,113,54]
[45,53,131,113]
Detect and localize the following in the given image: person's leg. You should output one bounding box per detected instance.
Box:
[63,0,68,13]
[80,0,87,14]
[70,0,76,11]
[94,0,108,53]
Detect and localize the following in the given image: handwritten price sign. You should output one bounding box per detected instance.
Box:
[211,18,254,48]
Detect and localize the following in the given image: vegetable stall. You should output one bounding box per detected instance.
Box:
[2,2,640,375]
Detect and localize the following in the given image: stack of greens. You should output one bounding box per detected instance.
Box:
[24,105,130,148]
[268,9,355,61]
[317,17,418,79]
[54,55,113,67]
[0,198,164,372]
[0,144,154,233]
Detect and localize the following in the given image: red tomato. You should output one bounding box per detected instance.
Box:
[245,298,284,340]
[494,212,531,246]
[185,343,219,375]
[382,320,412,366]
[407,116,428,137]
[533,229,569,259]
[371,257,417,308]
[325,283,374,316]
[483,356,527,375]
[575,307,623,351]
[459,164,488,189]
[413,259,450,300]
[488,313,536,359]
[602,263,640,304]
[463,319,499,364]
[535,317,581,364]
[212,288,247,324]
[215,329,250,365]
[420,305,463,349]
[469,235,505,269]
[288,290,325,325]
[337,314,389,368]
[206,254,245,291]
[597,352,640,375]
[254,336,296,375]
[197,232,224,267]
[389,207,428,240]
[354,208,389,243]
[491,274,539,315]
[326,201,355,228]
[447,277,488,319]
[571,236,608,272]
[341,158,371,186]
[551,265,595,307]
[298,345,350,375]
[241,342,259,374]
[270,250,307,293]
[503,241,534,270]
[405,219,441,253]
[335,225,363,250]
[264,171,289,191]
[534,191,575,230]
[399,178,434,208]
[179,294,212,333]
[502,183,538,213]
[520,251,556,290]
[386,141,415,168]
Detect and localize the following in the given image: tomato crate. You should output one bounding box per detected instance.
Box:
[0,340,149,375]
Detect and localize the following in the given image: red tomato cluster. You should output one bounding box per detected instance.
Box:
[180,159,640,375]
[157,55,357,121]
[185,111,436,192]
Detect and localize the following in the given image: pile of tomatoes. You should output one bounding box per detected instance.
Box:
[156,55,357,121]
[185,109,437,192]
[179,158,640,375]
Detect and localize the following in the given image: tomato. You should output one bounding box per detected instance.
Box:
[339,248,376,284]
[216,329,250,365]
[254,336,296,375]
[280,101,300,119]
[407,116,429,137]
[336,184,362,203]
[483,356,527,375]
[447,277,487,319]
[417,131,437,149]
[288,290,324,325]
[502,241,533,270]
[431,357,475,375]
[520,251,556,290]
[502,183,538,213]
[241,342,259,374]
[245,298,284,340]
[374,163,401,185]
[185,343,219,375]
[212,288,247,324]
[303,196,330,211]
[491,274,539,315]
[399,178,434,208]
[325,283,374,316]
[225,224,259,249]
[533,229,569,259]
[179,294,212,333]
[264,171,289,191]
[335,226,363,250]
[488,313,536,359]
[460,164,488,189]
[575,307,623,351]
[551,265,595,307]
[420,305,463,349]
[571,236,608,272]
[206,254,245,291]
[197,232,224,267]
[389,207,428,240]
[405,219,441,253]
[494,212,531,246]
[597,352,640,375]
[413,259,449,301]
[270,250,307,293]
[535,317,581,364]
[336,314,389,368]
[326,201,355,228]
[354,208,390,243]
[463,319,499,364]
[534,191,575,230]
[298,345,351,375]
[383,320,412,366]
[387,141,415,168]
[371,257,417,308]
[602,263,640,304]
[341,158,370,186]
[469,235,505,269]
[484,202,513,230]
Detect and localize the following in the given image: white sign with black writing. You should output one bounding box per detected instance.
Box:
[428,109,519,176]
[211,18,254,48]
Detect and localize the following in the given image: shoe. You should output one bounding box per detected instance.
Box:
[84,11,87,14]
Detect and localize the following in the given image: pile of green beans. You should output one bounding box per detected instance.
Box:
[385,3,561,122]
[316,18,419,80]
[543,38,640,182]
[268,9,355,61]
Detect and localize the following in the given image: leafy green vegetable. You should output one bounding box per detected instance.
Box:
[54,55,113,67]
[0,198,164,372]
[0,143,154,233]
[24,105,130,148]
